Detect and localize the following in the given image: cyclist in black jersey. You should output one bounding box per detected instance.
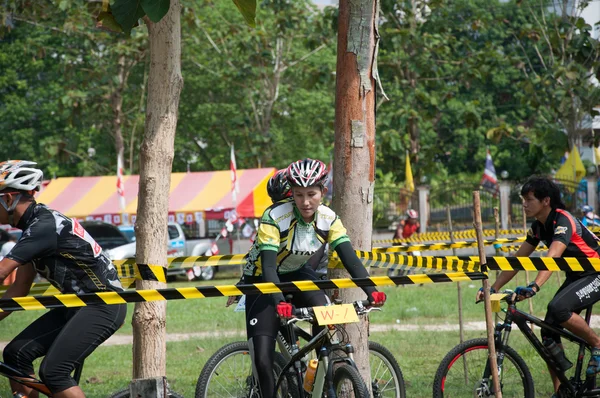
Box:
[243,159,386,398]
[476,176,600,395]
[0,161,126,398]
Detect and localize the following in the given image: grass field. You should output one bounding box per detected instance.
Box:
[0,272,584,397]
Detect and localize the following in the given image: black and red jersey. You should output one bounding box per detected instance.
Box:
[525,208,600,276]
[5,202,124,294]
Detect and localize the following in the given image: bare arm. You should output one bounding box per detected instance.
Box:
[0,257,21,282]
[0,263,36,321]
[529,240,567,292]
[490,242,537,292]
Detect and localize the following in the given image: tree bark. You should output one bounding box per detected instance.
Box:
[331,0,380,392]
[132,0,183,380]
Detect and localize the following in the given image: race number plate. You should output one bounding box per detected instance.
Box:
[313,304,359,326]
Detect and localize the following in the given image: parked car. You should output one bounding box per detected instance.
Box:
[111,222,230,280]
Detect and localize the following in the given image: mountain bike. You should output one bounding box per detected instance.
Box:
[0,358,183,398]
[432,290,599,397]
[196,300,395,397]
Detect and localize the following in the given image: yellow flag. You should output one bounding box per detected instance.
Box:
[595,146,600,166]
[405,151,415,192]
[555,145,586,182]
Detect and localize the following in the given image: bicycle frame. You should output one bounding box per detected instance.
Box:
[274,322,359,398]
[493,300,598,396]
[0,360,84,397]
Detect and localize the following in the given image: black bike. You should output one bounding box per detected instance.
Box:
[433,290,599,397]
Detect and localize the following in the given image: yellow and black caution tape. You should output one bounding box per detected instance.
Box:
[350,252,480,272]
[451,256,600,272]
[372,229,526,244]
[0,272,488,312]
[372,237,527,252]
[373,226,600,244]
[497,246,547,253]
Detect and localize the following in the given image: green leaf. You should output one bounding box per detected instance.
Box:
[231,0,256,28]
[112,0,146,35]
[96,10,123,33]
[141,0,170,23]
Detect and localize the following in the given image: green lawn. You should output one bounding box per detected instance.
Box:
[0,273,577,397]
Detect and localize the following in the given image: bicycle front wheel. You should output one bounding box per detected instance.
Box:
[369,341,406,398]
[195,340,296,398]
[432,338,534,398]
[332,363,369,398]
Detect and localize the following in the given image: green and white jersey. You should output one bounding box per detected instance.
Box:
[243,201,350,276]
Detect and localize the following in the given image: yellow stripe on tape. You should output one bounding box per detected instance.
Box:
[541,257,563,272]
[563,257,585,272]
[369,276,398,287]
[331,279,358,290]
[176,287,206,299]
[13,297,45,311]
[446,272,468,282]
[255,283,282,294]
[136,290,166,303]
[293,280,320,291]
[97,291,127,305]
[57,294,86,308]
[407,274,432,284]
[495,257,513,271]
[217,285,244,296]
[149,265,167,283]
[516,257,538,271]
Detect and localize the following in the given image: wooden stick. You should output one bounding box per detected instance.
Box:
[448,205,468,383]
[474,191,503,398]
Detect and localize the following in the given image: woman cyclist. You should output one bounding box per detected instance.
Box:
[0,160,126,398]
[242,158,386,398]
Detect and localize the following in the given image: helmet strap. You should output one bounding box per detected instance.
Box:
[0,192,22,226]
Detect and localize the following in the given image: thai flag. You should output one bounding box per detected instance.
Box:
[116,155,126,213]
[230,144,239,206]
[481,148,498,193]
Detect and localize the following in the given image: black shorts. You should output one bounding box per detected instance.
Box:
[542,273,600,342]
[244,266,328,339]
[3,303,127,393]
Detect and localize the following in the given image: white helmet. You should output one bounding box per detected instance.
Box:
[286,158,328,188]
[0,160,44,192]
[406,209,418,219]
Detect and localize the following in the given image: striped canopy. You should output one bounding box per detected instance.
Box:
[36,168,275,223]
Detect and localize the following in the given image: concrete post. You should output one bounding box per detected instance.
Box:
[587,176,598,213]
[499,182,511,231]
[418,186,429,233]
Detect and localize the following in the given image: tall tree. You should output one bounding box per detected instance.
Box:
[331,0,382,390]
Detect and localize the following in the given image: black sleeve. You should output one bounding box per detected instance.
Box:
[525,222,541,247]
[335,241,376,296]
[260,250,285,305]
[6,213,57,265]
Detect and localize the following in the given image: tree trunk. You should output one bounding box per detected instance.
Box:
[331,0,380,392]
[112,53,126,171]
[132,0,183,381]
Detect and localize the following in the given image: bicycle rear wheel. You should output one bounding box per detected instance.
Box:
[332,363,369,398]
[432,338,534,398]
[195,340,297,398]
[369,341,406,398]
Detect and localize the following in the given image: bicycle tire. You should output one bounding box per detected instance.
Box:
[195,340,297,398]
[369,341,406,398]
[432,338,535,398]
[108,388,183,398]
[332,363,370,398]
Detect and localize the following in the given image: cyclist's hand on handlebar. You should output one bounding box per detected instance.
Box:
[514,285,536,299]
[475,287,496,304]
[368,291,386,307]
[226,296,239,307]
[276,302,294,319]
